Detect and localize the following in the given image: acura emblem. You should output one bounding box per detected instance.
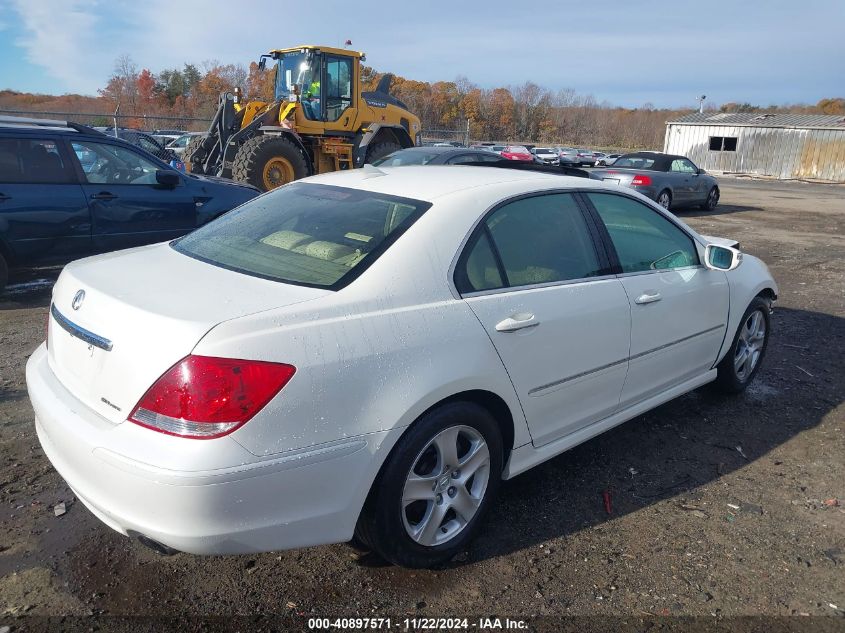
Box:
[71,289,86,311]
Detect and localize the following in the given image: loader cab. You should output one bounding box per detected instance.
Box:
[272,47,358,130]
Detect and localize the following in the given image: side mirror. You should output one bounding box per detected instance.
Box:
[155,169,180,188]
[704,244,742,271]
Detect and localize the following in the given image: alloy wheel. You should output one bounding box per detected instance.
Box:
[401,425,491,547]
[657,192,671,209]
[734,309,766,381]
[707,188,720,210]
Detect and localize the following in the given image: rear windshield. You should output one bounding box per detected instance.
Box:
[173,183,431,289]
[611,156,656,169]
[534,148,554,153]
[506,146,529,153]
[372,150,440,166]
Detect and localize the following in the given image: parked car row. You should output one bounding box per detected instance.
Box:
[0,114,719,295]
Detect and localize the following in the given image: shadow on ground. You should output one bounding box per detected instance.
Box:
[678,204,764,218]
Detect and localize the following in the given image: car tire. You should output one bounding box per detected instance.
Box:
[656,189,672,209]
[365,141,401,165]
[233,135,309,192]
[701,186,720,211]
[0,252,8,295]
[356,401,503,568]
[182,135,207,174]
[714,296,771,394]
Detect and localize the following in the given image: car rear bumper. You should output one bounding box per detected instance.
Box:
[628,185,658,199]
[27,344,398,555]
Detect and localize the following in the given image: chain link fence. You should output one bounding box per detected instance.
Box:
[0,109,210,133]
[420,127,472,146]
[3,109,489,148]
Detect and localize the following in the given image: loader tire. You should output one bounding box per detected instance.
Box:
[183,135,208,174]
[233,135,309,192]
[365,141,401,165]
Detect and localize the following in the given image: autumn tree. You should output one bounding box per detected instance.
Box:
[136,69,156,105]
[99,54,139,112]
[247,61,275,101]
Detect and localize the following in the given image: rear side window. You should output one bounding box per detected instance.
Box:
[372,150,439,166]
[586,193,699,273]
[173,183,431,289]
[446,154,480,165]
[0,138,73,184]
[612,156,656,170]
[456,193,602,293]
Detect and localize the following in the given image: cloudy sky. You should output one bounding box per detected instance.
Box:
[0,0,842,108]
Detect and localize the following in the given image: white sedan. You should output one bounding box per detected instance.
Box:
[28,165,777,568]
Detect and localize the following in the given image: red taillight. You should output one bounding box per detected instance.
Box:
[631,174,652,186]
[129,355,296,439]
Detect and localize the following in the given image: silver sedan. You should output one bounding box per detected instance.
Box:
[590,152,720,210]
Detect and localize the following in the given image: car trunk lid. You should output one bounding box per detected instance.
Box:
[589,168,640,186]
[47,243,329,424]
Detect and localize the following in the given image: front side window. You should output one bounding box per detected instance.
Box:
[173,183,431,289]
[0,138,72,184]
[587,193,699,273]
[456,193,602,293]
[670,158,697,173]
[71,141,161,185]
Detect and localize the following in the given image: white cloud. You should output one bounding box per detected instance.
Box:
[10,0,102,94]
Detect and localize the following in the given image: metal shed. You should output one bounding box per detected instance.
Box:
[663,112,845,182]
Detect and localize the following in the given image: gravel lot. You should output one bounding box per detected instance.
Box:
[0,178,843,631]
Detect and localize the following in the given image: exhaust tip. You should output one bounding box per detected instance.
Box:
[129,531,181,556]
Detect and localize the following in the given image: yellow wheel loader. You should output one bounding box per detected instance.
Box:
[185,45,421,191]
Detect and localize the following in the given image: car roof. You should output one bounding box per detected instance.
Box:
[617,151,685,169]
[301,165,609,203]
[398,146,480,155]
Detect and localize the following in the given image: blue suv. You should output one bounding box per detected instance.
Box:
[0,116,260,292]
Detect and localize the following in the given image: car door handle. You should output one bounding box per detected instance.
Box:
[634,292,662,305]
[495,313,539,332]
[90,191,117,201]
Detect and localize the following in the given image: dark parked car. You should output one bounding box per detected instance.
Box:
[372,146,505,166]
[590,151,720,210]
[0,116,260,292]
[94,127,181,165]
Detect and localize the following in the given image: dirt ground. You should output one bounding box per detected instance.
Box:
[0,178,843,632]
